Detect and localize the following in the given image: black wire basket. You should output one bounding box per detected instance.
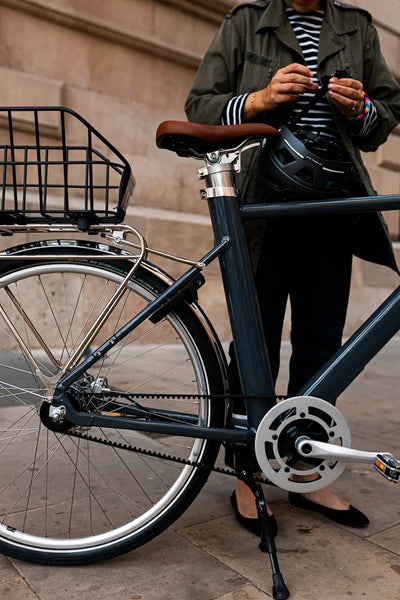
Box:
[0,107,134,228]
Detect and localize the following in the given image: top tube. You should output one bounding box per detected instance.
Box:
[241,194,400,219]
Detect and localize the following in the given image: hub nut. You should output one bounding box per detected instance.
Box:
[49,406,66,422]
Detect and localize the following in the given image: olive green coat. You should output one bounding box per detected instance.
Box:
[185,0,400,271]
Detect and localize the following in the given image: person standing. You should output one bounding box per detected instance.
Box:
[185,0,400,535]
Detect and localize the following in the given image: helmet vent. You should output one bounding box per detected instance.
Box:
[324,178,339,191]
[296,167,314,184]
[275,148,296,166]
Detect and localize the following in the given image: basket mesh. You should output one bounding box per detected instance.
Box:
[0,107,134,228]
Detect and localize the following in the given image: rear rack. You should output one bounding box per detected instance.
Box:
[0,107,134,229]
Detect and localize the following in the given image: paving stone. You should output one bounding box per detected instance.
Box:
[212,584,271,600]
[0,576,39,600]
[367,524,400,555]
[12,528,245,600]
[0,555,37,599]
[179,506,400,600]
[0,554,22,578]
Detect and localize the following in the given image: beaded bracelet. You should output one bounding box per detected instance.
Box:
[347,91,370,121]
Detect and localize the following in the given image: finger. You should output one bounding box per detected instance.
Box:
[279,82,316,96]
[329,77,363,91]
[328,90,360,113]
[267,88,300,105]
[280,73,318,87]
[328,90,353,105]
[328,83,361,101]
[281,63,314,78]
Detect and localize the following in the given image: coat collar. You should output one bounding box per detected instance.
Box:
[255,0,302,58]
[324,1,360,35]
[255,0,358,35]
[254,0,359,68]
[255,0,290,32]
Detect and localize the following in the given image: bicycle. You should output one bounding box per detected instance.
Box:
[0,107,398,600]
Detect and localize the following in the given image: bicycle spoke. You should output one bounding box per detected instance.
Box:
[22,419,43,532]
[1,434,64,521]
[59,272,85,363]
[37,275,72,364]
[0,257,223,561]
[126,357,192,393]
[0,380,46,404]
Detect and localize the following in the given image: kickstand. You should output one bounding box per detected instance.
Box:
[236,457,290,600]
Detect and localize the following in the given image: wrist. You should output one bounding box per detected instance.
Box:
[249,91,259,115]
[250,90,269,113]
[244,91,263,121]
[347,92,370,122]
[244,88,277,121]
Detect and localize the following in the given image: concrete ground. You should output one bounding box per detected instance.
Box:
[1,340,400,600]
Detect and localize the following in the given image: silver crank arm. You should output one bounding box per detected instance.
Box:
[296,437,400,482]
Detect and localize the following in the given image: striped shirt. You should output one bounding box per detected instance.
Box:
[221,8,378,139]
[287,8,334,132]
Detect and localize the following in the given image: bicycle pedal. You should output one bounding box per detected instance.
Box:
[374,453,400,482]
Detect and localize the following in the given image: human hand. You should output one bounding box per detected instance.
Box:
[245,63,318,117]
[328,77,365,117]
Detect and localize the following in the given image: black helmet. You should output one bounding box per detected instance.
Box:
[259,125,356,201]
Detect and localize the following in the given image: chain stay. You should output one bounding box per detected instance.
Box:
[68,427,241,477]
[67,390,281,484]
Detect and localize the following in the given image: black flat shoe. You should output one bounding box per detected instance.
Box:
[230,491,278,537]
[288,492,369,528]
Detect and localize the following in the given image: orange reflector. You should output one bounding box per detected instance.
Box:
[375,459,385,471]
[107,412,121,417]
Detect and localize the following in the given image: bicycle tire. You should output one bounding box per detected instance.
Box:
[0,240,226,565]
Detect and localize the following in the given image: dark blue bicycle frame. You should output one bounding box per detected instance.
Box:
[208,192,400,418]
[53,192,400,443]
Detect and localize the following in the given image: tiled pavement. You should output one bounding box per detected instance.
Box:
[1,341,400,600]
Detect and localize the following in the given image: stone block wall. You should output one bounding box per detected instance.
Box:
[0,0,398,343]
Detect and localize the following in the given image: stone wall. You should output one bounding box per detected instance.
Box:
[0,0,399,343]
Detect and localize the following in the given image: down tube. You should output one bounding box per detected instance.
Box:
[298,284,400,402]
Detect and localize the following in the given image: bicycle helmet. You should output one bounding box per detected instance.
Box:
[259,125,357,201]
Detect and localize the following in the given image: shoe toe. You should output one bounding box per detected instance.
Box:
[288,492,369,528]
[346,506,369,528]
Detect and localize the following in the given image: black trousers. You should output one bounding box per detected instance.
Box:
[228,214,353,407]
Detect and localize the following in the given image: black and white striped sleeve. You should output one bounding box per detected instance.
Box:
[350,100,379,138]
[221,94,249,125]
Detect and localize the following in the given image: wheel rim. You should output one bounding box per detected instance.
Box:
[0,261,216,553]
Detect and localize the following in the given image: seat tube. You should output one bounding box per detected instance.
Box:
[199,152,275,428]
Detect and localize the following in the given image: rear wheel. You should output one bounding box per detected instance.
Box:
[0,242,225,564]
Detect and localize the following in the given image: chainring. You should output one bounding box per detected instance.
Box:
[255,396,351,492]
